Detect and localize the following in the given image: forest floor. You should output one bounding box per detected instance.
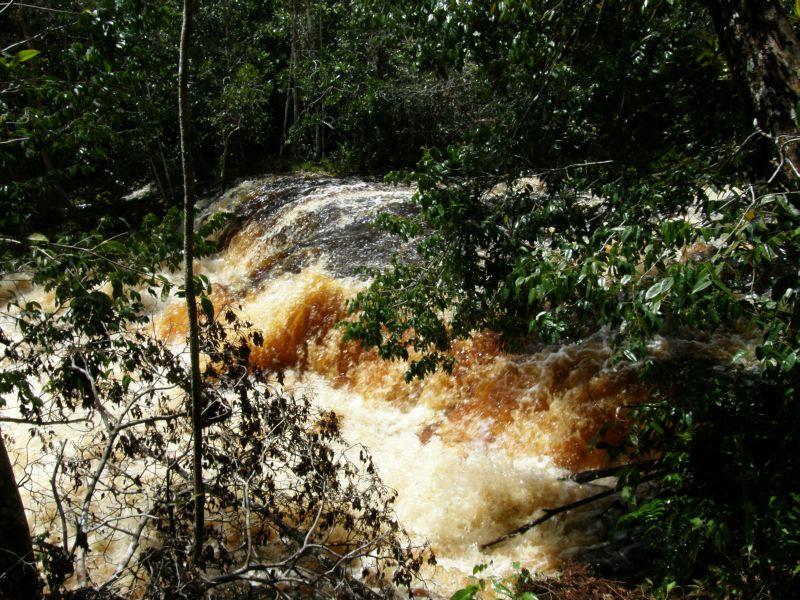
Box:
[520,565,649,600]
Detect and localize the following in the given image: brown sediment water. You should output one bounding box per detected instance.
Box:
[3,176,747,595]
[152,176,647,591]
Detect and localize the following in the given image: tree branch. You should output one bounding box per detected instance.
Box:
[480,487,617,550]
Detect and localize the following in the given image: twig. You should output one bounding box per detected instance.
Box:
[0,1,15,17]
[50,440,69,551]
[0,416,89,425]
[11,2,78,14]
[98,497,151,592]
[483,468,661,549]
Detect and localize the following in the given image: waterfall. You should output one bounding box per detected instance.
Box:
[155,176,641,587]
[3,175,747,594]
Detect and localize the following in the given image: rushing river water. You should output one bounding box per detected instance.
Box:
[3,175,745,595]
[155,176,641,590]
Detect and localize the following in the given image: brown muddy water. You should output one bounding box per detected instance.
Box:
[2,176,746,596]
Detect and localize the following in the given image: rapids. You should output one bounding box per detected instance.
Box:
[2,175,745,595]
[154,176,641,590]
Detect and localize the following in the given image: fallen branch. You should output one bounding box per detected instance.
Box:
[563,465,625,484]
[483,468,662,549]
[480,487,617,550]
[563,461,657,485]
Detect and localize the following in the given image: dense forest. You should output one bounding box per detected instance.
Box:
[2,0,800,598]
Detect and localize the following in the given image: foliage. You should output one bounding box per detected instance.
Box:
[137,304,428,599]
[0,213,426,597]
[1,0,524,230]
[449,563,538,600]
[613,360,800,596]
[4,0,800,597]
[345,0,756,376]
[341,1,800,596]
[0,210,198,416]
[0,0,477,231]
[192,0,278,179]
[0,0,181,239]
[449,563,649,600]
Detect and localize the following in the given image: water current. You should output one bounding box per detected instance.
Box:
[157,176,638,590]
[3,175,746,595]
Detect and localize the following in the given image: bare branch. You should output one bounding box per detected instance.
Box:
[99,497,151,593]
[480,487,618,550]
[50,440,68,552]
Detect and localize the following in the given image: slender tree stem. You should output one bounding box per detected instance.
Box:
[178,0,204,567]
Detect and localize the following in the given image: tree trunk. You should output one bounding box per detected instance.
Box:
[318,8,325,160]
[219,133,231,185]
[0,431,39,600]
[291,0,300,128]
[280,91,291,156]
[703,0,800,178]
[157,136,175,198]
[145,85,176,199]
[148,157,168,203]
[177,0,205,567]
[15,8,61,188]
[219,125,240,185]
[306,0,322,161]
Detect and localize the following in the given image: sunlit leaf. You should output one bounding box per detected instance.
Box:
[645,276,674,300]
[16,49,40,62]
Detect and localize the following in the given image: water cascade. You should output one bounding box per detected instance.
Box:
[156,176,643,589]
[3,176,746,595]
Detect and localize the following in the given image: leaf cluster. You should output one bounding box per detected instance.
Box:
[342,1,800,596]
[613,360,800,596]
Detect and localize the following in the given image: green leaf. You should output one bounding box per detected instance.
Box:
[645,276,674,300]
[730,349,748,364]
[450,584,479,600]
[691,273,712,295]
[16,49,41,62]
[713,274,732,294]
[200,295,214,321]
[783,351,797,372]
[27,233,48,243]
[492,580,515,596]
[775,193,800,220]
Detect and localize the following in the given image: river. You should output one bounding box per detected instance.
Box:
[3,175,743,596]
